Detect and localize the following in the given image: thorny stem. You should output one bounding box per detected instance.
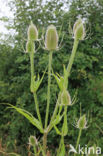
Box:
[67,39,79,79]
[74,129,82,156]
[33,145,37,155]
[33,92,43,127]
[57,136,65,156]
[49,92,61,127]
[63,105,68,133]
[43,51,52,154]
[30,42,42,127]
[43,132,47,154]
[30,42,35,90]
[45,51,53,129]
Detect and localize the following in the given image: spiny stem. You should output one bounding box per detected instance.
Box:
[43,132,47,154]
[67,39,79,78]
[30,42,42,127]
[57,136,65,156]
[33,92,43,127]
[45,51,53,129]
[33,145,37,155]
[74,129,82,156]
[49,92,61,127]
[76,129,82,149]
[30,43,35,89]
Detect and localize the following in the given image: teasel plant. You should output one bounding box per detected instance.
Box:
[3,18,87,156]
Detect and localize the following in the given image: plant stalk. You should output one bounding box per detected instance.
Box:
[49,92,61,127]
[43,132,47,154]
[45,51,53,129]
[74,129,82,156]
[33,92,43,127]
[67,39,79,78]
[33,145,37,155]
[30,42,42,127]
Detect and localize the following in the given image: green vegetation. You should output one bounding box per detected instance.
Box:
[0,0,103,155]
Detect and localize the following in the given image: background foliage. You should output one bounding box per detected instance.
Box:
[0,0,103,155]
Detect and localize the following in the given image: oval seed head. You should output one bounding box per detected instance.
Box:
[26,40,34,53]
[28,22,38,41]
[45,25,58,51]
[61,90,71,106]
[73,18,85,40]
[77,115,87,129]
[29,136,38,146]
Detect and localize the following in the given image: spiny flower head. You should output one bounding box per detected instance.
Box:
[29,136,38,146]
[61,90,71,106]
[28,22,38,41]
[45,25,58,51]
[73,18,85,40]
[77,115,87,129]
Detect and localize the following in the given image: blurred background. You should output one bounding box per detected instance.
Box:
[0,0,103,155]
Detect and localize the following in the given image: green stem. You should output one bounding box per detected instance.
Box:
[67,39,79,78]
[30,43,35,91]
[45,51,53,129]
[49,92,61,125]
[57,136,65,156]
[62,105,68,137]
[30,42,42,127]
[33,145,37,155]
[43,132,47,154]
[33,92,43,127]
[74,129,82,156]
[57,136,62,156]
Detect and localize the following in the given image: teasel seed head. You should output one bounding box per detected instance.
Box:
[29,136,38,146]
[77,115,87,129]
[61,90,71,106]
[28,22,38,41]
[73,18,85,40]
[45,25,58,51]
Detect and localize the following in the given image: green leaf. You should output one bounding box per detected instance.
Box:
[52,113,64,126]
[52,72,64,91]
[52,65,68,91]
[54,125,61,135]
[8,104,44,133]
[33,69,46,92]
[48,113,64,132]
[63,65,68,89]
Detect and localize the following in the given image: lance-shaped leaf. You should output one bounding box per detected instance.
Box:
[8,104,44,133]
[54,125,61,135]
[48,112,64,132]
[32,70,46,93]
[52,72,64,91]
[53,65,68,91]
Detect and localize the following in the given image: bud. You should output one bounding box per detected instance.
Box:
[45,25,58,51]
[61,90,71,106]
[28,22,38,41]
[77,115,87,129]
[29,136,38,146]
[73,18,85,40]
[26,40,34,53]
